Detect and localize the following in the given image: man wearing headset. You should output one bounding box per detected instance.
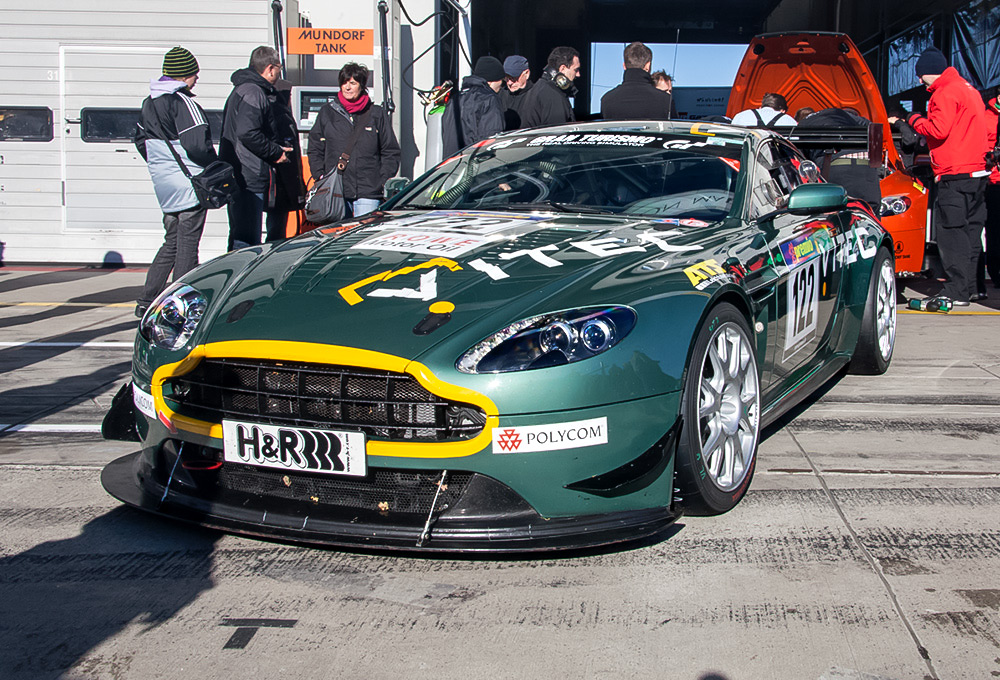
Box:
[521,46,581,128]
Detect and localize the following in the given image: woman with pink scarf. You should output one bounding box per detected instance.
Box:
[307,63,400,217]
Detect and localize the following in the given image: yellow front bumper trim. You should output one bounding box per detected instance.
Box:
[151,340,498,459]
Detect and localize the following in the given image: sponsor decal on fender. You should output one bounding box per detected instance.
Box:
[492,417,608,454]
[132,384,155,419]
[684,258,730,290]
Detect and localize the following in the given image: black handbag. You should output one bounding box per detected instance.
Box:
[305,108,370,225]
[153,98,238,210]
[164,143,238,210]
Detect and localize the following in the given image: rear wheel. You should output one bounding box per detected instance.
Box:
[849,247,896,375]
[674,303,760,515]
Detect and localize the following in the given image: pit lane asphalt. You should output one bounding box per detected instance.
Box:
[1,266,998,680]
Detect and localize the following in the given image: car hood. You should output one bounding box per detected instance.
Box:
[727,32,890,126]
[200,209,734,362]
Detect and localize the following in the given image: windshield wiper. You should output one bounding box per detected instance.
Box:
[495,201,615,215]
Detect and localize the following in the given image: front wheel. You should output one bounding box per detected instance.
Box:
[674,303,760,516]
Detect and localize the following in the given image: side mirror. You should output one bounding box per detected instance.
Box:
[787,183,847,215]
[384,177,410,200]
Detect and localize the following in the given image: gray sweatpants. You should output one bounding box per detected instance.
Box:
[139,206,208,306]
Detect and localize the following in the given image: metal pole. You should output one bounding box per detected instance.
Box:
[378,0,396,115]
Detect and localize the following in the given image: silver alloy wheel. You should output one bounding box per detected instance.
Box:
[697,322,760,492]
[875,258,897,361]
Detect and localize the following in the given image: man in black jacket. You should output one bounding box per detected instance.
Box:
[220,46,293,250]
[441,56,506,158]
[134,46,218,318]
[601,42,671,121]
[521,47,580,128]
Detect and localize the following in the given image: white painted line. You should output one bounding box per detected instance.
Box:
[0,341,133,348]
[0,424,103,433]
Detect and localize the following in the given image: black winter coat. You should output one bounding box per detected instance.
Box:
[219,68,286,193]
[600,69,672,121]
[307,97,401,201]
[498,79,533,130]
[441,75,504,158]
[520,73,575,128]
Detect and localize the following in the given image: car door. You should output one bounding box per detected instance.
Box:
[749,140,849,402]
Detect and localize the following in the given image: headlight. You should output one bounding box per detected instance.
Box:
[456,306,637,374]
[139,284,207,351]
[879,195,911,216]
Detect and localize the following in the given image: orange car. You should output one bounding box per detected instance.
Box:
[728,32,928,275]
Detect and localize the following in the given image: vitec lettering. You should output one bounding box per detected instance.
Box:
[222,421,366,477]
[492,417,608,454]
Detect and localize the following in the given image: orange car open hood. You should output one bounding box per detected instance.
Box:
[727,32,890,126]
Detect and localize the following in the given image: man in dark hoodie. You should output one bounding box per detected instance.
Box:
[601,42,671,121]
[441,56,506,158]
[220,46,293,250]
[133,46,218,318]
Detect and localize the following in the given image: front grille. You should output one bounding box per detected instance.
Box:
[215,463,473,516]
[164,358,487,441]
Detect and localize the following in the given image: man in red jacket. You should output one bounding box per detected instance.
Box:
[891,47,990,306]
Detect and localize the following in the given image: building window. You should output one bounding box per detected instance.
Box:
[887,22,935,97]
[81,108,141,143]
[952,0,1000,90]
[0,107,53,142]
[81,108,224,143]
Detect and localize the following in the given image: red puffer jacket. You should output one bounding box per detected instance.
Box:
[908,67,990,178]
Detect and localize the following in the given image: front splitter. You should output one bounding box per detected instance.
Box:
[101,451,681,554]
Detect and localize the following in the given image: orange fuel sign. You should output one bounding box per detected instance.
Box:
[287,28,374,55]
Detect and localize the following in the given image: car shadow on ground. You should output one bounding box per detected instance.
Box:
[0,506,220,679]
[0,285,142,330]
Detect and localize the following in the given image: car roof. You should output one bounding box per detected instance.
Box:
[494,119,770,144]
[727,32,889,126]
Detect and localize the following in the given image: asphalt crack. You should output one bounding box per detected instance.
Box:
[787,428,941,680]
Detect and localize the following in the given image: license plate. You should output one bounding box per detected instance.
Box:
[222,420,367,477]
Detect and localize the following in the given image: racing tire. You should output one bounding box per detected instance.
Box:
[849,247,896,375]
[674,303,760,516]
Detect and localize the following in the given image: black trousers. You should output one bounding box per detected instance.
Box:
[139,206,208,306]
[935,176,987,301]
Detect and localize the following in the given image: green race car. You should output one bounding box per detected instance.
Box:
[102,121,896,553]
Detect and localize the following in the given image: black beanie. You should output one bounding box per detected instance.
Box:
[163,46,199,78]
[915,47,947,78]
[473,56,506,83]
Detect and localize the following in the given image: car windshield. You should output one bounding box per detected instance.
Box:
[392,132,745,220]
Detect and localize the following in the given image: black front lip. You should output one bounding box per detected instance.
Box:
[101,452,681,554]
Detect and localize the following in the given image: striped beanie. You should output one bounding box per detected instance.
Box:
[163,47,199,78]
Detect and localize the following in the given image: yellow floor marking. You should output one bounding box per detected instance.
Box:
[0,302,133,308]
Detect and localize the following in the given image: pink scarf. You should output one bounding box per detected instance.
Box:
[339,91,370,114]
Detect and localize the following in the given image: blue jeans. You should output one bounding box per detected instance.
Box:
[227,189,289,251]
[349,198,380,218]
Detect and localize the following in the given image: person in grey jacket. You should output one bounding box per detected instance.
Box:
[219,46,293,250]
[441,56,506,158]
[133,46,218,318]
[307,62,400,217]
